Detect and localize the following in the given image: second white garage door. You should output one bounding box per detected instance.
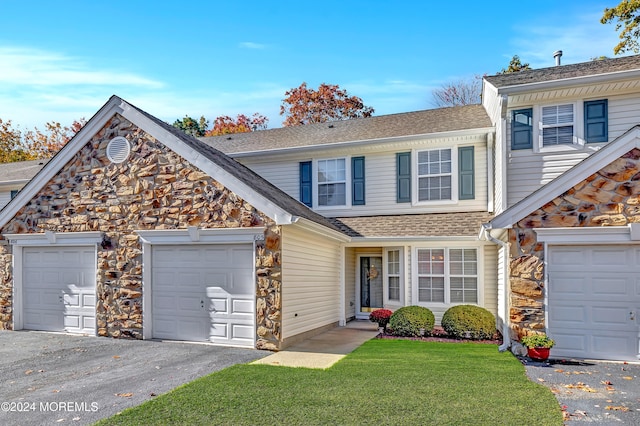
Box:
[22,246,96,334]
[151,244,255,347]
[548,245,640,361]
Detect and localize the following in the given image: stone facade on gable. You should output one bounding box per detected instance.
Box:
[508,148,640,338]
[0,114,283,349]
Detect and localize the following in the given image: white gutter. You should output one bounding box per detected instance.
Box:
[480,223,511,352]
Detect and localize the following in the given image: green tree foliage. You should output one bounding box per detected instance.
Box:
[498,55,531,74]
[172,115,209,137]
[601,0,640,54]
[280,82,374,126]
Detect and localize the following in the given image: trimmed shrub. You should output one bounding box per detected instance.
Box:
[441,305,496,340]
[388,306,434,337]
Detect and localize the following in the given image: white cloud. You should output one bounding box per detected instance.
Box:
[508,10,622,67]
[239,42,267,50]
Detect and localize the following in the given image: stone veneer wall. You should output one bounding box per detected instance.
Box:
[508,148,640,338]
[0,114,283,349]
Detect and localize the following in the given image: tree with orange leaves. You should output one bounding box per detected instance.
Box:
[23,118,87,159]
[280,82,374,127]
[205,113,268,136]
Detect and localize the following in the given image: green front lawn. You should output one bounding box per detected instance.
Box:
[97,339,562,425]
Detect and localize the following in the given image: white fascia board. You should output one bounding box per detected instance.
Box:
[0,98,124,229]
[4,231,102,246]
[534,226,632,244]
[490,126,640,229]
[227,127,496,158]
[136,227,264,245]
[496,69,640,95]
[347,236,482,246]
[291,217,351,243]
[118,102,295,226]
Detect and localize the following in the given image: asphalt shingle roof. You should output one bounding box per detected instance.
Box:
[331,212,494,238]
[0,159,48,183]
[484,54,640,88]
[200,105,492,154]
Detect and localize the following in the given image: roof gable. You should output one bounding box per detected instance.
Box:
[489,126,640,229]
[0,96,345,235]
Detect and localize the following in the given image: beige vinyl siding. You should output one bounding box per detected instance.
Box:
[281,225,342,341]
[506,150,592,206]
[482,244,498,318]
[494,119,505,213]
[0,191,12,210]
[239,138,489,217]
[496,244,508,331]
[344,247,356,320]
[608,94,640,140]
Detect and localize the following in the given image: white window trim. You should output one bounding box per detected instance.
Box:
[411,245,483,307]
[412,147,458,205]
[533,101,586,153]
[383,247,404,306]
[313,156,352,210]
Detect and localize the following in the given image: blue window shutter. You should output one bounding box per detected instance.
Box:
[584,99,608,143]
[511,108,533,150]
[458,146,475,200]
[352,156,365,205]
[396,152,411,203]
[299,161,312,207]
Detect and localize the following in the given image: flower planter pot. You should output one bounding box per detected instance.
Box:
[527,347,550,361]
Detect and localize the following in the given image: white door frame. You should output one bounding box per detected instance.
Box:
[355,252,383,320]
[5,231,101,332]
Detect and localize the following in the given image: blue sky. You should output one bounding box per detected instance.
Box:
[0,0,628,130]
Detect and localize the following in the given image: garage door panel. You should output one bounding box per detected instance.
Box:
[548,245,640,361]
[152,244,255,347]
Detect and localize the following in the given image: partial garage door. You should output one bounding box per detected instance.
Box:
[151,244,255,347]
[548,245,640,361]
[22,246,96,334]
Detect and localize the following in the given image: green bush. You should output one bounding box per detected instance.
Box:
[441,305,496,340]
[388,306,434,337]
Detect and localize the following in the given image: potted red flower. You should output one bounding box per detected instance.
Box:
[369,309,393,333]
[521,334,555,361]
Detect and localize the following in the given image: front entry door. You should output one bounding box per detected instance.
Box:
[359,256,383,317]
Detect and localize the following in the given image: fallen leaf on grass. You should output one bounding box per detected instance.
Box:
[115,393,133,398]
[605,405,630,412]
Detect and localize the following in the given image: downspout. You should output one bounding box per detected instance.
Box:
[480,223,511,352]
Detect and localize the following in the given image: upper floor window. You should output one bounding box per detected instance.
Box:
[542,104,574,146]
[417,149,452,201]
[299,156,366,208]
[318,158,346,206]
[510,99,608,151]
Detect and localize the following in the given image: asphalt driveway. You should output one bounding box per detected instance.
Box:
[0,330,268,426]
[524,357,640,425]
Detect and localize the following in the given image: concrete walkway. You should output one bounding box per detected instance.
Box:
[252,321,380,369]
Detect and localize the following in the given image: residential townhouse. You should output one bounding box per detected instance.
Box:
[1,53,640,360]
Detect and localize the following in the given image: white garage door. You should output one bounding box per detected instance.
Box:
[22,246,96,334]
[548,245,640,361]
[151,244,255,347]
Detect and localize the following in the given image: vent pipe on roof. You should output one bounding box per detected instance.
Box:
[553,50,563,66]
